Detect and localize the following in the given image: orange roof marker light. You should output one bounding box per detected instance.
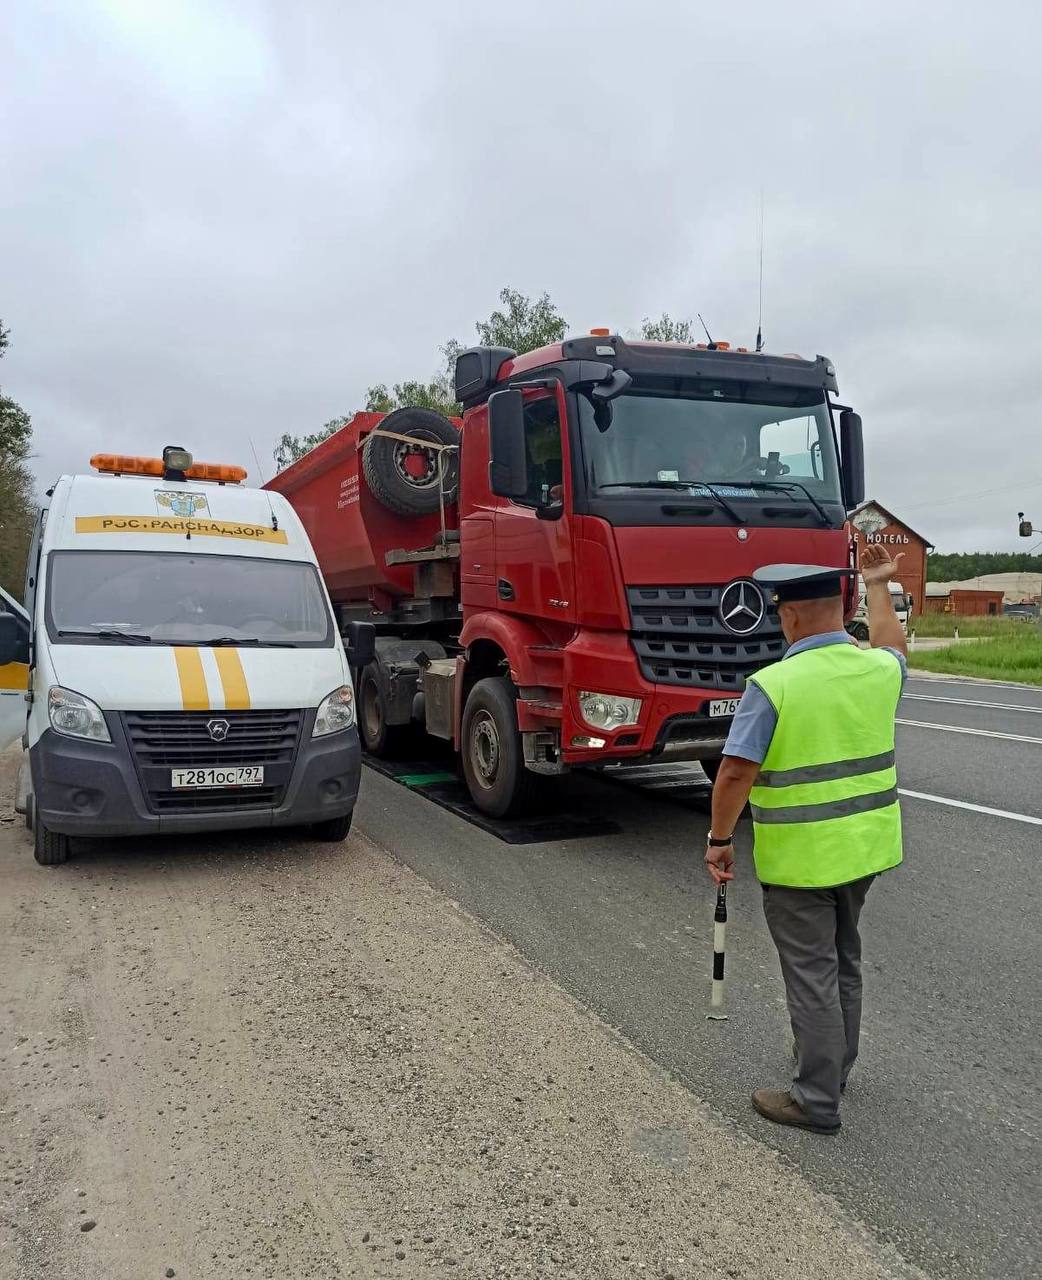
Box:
[91,448,247,485]
[589,327,611,336]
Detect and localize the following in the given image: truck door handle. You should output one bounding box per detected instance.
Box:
[497,579,515,601]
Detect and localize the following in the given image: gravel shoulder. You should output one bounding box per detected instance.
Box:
[0,748,917,1280]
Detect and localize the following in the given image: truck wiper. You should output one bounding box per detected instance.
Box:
[746,481,832,527]
[202,636,297,648]
[597,480,746,524]
[58,628,153,644]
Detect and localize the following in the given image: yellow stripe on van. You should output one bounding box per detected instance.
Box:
[0,662,29,691]
[75,515,287,543]
[174,647,209,710]
[213,648,250,710]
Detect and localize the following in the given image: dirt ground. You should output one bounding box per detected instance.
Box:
[0,747,916,1280]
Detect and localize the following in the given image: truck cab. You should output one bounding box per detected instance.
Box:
[1,447,373,865]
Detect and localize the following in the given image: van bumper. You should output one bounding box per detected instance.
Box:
[30,722,361,838]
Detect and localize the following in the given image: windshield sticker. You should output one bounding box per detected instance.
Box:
[156,490,210,518]
[74,516,288,543]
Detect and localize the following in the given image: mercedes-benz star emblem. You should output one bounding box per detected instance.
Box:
[206,718,230,743]
[719,580,765,636]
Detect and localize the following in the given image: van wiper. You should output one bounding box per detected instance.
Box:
[597,480,745,524]
[58,628,153,644]
[745,480,832,527]
[203,636,296,648]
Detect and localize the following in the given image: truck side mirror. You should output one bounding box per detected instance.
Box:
[344,621,376,671]
[839,409,865,510]
[0,612,28,666]
[488,389,529,500]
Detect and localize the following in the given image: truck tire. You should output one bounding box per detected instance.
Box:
[362,407,459,516]
[358,665,412,757]
[461,677,538,819]
[312,810,353,842]
[34,818,70,866]
[847,620,870,643]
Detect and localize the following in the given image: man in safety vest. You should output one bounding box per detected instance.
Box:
[704,543,907,1134]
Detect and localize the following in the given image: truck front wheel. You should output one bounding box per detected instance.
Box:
[461,677,536,819]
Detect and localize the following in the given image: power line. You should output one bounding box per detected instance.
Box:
[903,476,1042,513]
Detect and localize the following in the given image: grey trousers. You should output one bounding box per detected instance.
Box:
[762,874,876,1127]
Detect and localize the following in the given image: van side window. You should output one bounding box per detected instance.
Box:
[521,397,563,506]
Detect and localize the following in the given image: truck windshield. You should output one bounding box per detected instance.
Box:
[46,551,335,647]
[577,384,841,503]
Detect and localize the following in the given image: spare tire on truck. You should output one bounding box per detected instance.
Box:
[362,407,459,516]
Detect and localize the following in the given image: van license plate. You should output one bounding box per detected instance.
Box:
[171,767,265,789]
[708,698,741,718]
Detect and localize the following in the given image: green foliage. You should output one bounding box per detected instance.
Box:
[926,551,1042,580]
[638,313,696,343]
[273,287,568,471]
[909,631,1042,685]
[0,321,35,600]
[272,417,352,472]
[473,287,567,353]
[910,614,1023,638]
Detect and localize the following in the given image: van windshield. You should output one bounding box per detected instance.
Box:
[46,551,335,647]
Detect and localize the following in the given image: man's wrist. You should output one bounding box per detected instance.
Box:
[707,833,734,847]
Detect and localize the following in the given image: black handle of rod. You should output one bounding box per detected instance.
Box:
[714,882,728,923]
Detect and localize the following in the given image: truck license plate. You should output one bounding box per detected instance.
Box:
[171,766,265,789]
[708,698,741,718]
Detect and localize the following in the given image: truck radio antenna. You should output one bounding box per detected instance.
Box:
[697,314,718,350]
[755,188,765,352]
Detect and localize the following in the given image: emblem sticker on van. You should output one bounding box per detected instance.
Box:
[155,490,210,518]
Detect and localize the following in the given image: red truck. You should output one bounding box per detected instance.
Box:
[266,331,864,816]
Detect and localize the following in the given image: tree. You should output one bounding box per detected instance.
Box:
[273,288,569,471]
[926,550,1042,581]
[638,313,696,343]
[0,322,36,600]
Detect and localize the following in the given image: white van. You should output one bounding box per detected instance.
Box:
[0,447,374,866]
[846,575,911,642]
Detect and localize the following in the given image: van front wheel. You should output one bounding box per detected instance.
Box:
[34,819,70,866]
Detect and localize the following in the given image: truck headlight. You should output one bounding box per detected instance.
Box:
[313,685,355,737]
[48,686,111,743]
[577,690,642,731]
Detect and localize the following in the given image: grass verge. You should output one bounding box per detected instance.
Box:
[910,614,1026,639]
[908,630,1042,684]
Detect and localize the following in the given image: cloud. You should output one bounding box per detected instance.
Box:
[2,0,1039,550]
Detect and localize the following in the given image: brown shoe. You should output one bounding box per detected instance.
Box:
[751,1088,840,1134]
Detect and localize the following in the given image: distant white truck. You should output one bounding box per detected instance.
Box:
[846,576,910,643]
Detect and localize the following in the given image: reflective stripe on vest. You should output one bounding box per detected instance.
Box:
[747,643,903,888]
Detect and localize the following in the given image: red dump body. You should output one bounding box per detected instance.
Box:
[264,412,457,608]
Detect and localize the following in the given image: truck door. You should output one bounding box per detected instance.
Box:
[493,387,576,628]
[0,588,30,752]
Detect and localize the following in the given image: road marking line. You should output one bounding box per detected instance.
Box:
[896,718,1042,745]
[902,693,1042,715]
[899,789,1042,827]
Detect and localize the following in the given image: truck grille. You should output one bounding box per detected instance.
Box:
[627,585,785,692]
[123,709,303,813]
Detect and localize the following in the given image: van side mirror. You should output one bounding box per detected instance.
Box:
[839,409,865,510]
[488,389,529,500]
[0,612,28,666]
[344,621,376,671]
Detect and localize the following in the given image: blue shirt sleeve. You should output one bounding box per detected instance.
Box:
[881,646,908,689]
[722,683,778,764]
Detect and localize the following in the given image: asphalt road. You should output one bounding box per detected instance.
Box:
[357,672,1042,1280]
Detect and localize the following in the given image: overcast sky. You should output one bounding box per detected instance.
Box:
[3,0,1040,553]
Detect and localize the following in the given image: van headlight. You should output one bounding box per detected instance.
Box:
[313,685,355,737]
[48,686,111,742]
[577,690,642,730]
